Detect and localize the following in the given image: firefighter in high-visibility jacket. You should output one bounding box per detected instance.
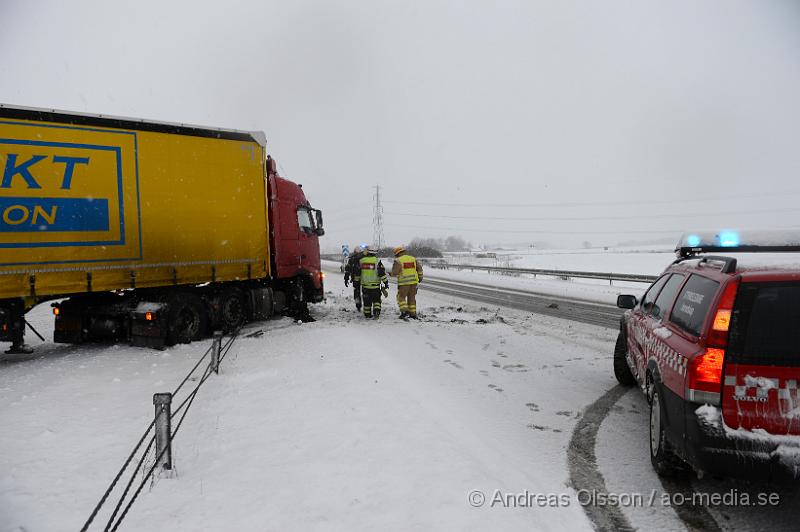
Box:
[390,246,423,319]
[343,245,366,311]
[354,246,388,319]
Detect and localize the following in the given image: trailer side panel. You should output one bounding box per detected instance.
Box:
[0,117,269,301]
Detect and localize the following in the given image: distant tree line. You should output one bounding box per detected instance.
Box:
[368,236,471,258]
[374,236,469,258]
[414,235,471,252]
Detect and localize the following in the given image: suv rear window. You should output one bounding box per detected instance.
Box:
[727,282,800,367]
[669,274,719,336]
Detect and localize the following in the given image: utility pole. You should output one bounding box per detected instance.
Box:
[372,185,385,250]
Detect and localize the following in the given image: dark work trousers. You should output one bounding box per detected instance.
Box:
[361,287,382,318]
[353,282,362,310]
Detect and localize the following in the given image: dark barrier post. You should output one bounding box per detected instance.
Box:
[211,331,222,374]
[153,393,173,470]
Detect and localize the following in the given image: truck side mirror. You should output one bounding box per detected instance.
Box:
[314,210,324,236]
[616,294,638,309]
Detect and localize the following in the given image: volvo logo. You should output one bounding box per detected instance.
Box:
[732,395,768,403]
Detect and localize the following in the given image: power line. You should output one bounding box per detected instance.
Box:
[322,200,374,215]
[382,190,800,209]
[392,223,798,235]
[329,221,371,232]
[390,224,686,235]
[384,206,800,222]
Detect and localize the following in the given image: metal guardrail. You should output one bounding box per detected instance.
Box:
[426,262,658,284]
[321,256,658,284]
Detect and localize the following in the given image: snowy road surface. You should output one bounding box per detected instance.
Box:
[420,277,623,329]
[0,269,797,531]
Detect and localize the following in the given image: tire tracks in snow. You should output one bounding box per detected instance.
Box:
[567,385,634,532]
[659,476,723,532]
[324,263,724,531]
[421,277,724,531]
[572,386,722,532]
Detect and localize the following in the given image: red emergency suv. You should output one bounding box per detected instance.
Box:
[615,232,800,481]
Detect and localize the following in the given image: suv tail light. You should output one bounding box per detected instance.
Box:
[686,279,739,404]
[687,347,725,393]
[707,279,739,348]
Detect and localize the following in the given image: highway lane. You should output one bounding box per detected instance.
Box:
[421,277,624,330]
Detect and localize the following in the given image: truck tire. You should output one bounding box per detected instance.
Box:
[219,288,247,332]
[166,294,206,345]
[613,332,636,386]
[649,388,684,476]
[289,279,308,316]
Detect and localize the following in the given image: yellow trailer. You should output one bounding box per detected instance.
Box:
[0,105,324,352]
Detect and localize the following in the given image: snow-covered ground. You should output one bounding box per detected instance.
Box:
[2,264,797,531]
[598,390,800,532]
[1,269,620,531]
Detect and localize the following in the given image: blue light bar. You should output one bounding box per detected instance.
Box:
[676,230,800,257]
[686,234,701,247]
[718,231,740,247]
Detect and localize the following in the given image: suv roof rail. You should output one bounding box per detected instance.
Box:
[672,254,738,274]
[699,255,738,274]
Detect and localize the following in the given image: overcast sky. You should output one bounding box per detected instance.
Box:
[2,0,799,251]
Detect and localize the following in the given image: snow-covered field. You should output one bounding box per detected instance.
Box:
[436,246,677,275]
[418,246,800,306]
[416,246,673,306]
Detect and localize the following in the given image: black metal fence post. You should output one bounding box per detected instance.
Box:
[211,331,222,374]
[152,393,173,470]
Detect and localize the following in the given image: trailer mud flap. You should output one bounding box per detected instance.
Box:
[130,302,168,350]
[0,307,10,342]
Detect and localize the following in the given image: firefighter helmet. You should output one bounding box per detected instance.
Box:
[393,246,406,256]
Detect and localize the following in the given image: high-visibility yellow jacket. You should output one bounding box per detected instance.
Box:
[355,255,387,289]
[391,254,423,286]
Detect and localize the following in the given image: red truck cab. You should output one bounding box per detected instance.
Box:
[267,157,324,305]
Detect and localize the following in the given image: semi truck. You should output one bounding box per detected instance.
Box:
[0,105,324,353]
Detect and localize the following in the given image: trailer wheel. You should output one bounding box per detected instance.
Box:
[219,288,247,332]
[166,295,206,345]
